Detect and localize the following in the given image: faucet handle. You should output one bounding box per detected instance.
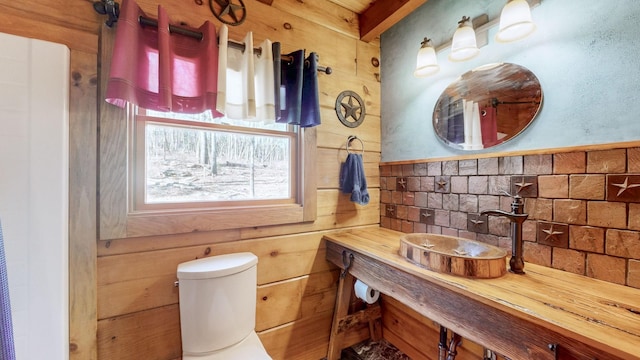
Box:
[500,189,525,213]
[500,189,523,202]
[500,189,521,198]
[500,189,512,197]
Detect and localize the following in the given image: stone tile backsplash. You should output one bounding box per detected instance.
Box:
[380,147,640,288]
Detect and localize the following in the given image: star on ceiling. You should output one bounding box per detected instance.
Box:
[542,225,564,242]
[611,177,640,196]
[211,0,246,26]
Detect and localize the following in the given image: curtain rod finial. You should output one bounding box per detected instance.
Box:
[93,0,120,27]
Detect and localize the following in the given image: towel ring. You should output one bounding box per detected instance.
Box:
[346,136,364,154]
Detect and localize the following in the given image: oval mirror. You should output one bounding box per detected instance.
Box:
[433,63,543,150]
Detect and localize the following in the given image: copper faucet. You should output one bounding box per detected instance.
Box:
[481,194,528,274]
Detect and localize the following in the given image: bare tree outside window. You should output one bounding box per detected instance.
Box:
[137,110,294,206]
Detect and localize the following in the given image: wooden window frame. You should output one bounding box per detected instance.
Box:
[99,31,316,240]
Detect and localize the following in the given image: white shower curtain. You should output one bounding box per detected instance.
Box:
[0,31,69,360]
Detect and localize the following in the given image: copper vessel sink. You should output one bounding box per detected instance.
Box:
[399,233,507,279]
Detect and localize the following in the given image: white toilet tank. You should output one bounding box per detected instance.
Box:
[177,252,259,355]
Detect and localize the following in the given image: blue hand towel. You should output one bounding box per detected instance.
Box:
[339,153,370,206]
[0,220,16,360]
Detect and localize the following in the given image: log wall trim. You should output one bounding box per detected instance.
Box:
[382,140,640,166]
[69,49,99,360]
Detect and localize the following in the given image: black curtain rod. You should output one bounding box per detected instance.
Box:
[138,16,332,74]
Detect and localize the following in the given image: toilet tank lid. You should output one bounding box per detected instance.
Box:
[177,252,258,279]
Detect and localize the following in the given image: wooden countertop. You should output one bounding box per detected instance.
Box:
[324,227,640,360]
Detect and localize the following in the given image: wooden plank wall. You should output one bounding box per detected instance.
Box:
[0,1,379,360]
[94,1,381,358]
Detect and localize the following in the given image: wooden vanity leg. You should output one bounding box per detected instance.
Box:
[327,272,355,360]
[367,303,382,342]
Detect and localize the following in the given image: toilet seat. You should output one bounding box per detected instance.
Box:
[182,331,272,360]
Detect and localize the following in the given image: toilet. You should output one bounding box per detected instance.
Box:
[177,252,272,359]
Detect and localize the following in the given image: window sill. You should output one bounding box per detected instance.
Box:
[124,204,305,237]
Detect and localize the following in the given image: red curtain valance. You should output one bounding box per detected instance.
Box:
[106,0,222,116]
[104,0,321,127]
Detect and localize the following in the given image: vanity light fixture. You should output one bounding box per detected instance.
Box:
[449,16,480,62]
[414,37,440,77]
[496,0,537,42]
[413,0,540,78]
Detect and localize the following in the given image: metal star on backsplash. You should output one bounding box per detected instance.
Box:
[542,225,564,242]
[514,178,533,193]
[611,176,640,197]
[397,178,407,190]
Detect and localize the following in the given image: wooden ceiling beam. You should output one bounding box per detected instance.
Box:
[358,0,428,42]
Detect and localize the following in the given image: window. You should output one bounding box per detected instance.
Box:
[130,108,299,211]
[99,29,317,240]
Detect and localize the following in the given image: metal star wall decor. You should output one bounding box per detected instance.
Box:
[611,176,640,196]
[541,224,564,242]
[209,0,247,26]
[335,90,365,128]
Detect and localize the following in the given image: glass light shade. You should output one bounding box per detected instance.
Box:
[496,0,537,42]
[449,24,480,62]
[414,45,440,77]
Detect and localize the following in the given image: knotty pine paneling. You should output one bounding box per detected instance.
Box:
[1,0,382,359]
[272,0,360,40]
[98,232,333,293]
[0,10,98,53]
[97,304,182,360]
[317,148,381,189]
[256,270,339,331]
[239,191,380,239]
[317,113,382,152]
[68,49,99,360]
[97,228,241,257]
[318,72,381,116]
[98,25,128,240]
[0,1,100,39]
[97,232,358,359]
